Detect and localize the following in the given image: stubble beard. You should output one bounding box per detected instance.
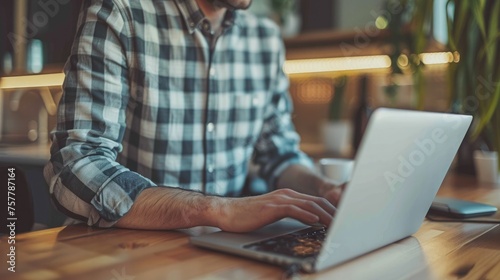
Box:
[207,0,252,10]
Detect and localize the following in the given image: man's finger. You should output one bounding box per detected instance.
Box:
[274,204,319,225]
[281,189,336,215]
[324,189,342,206]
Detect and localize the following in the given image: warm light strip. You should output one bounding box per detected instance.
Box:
[0,52,456,88]
[419,52,455,65]
[284,52,457,75]
[284,55,392,75]
[0,73,65,89]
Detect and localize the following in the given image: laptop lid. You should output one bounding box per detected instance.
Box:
[315,108,472,270]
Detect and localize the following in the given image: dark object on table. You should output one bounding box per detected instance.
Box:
[428,197,497,219]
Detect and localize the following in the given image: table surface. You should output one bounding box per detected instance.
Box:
[1,173,500,280]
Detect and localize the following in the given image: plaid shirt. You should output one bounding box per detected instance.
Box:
[44,0,312,227]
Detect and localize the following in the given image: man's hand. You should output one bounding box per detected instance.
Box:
[116,186,334,233]
[277,164,347,206]
[215,189,335,233]
[317,180,346,206]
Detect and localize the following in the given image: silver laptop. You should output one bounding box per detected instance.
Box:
[190,108,472,273]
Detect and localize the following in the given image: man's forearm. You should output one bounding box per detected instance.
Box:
[115,183,336,232]
[115,187,222,230]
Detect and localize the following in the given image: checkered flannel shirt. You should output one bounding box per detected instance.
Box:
[44,0,313,227]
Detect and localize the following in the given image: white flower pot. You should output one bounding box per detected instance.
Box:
[321,121,352,157]
[473,150,500,185]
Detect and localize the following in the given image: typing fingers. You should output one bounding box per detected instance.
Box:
[279,189,336,215]
[269,189,334,226]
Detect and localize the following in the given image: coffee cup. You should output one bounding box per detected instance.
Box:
[317,158,354,185]
[473,150,499,184]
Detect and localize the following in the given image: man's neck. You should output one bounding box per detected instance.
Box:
[195,0,226,33]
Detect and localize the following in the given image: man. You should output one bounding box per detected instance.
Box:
[44,0,342,232]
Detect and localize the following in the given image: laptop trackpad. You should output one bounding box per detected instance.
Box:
[190,218,310,248]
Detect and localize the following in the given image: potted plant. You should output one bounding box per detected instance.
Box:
[446,0,500,182]
[384,0,435,109]
[322,76,352,156]
[269,0,300,37]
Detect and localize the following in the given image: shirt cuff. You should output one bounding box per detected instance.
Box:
[90,170,157,226]
[261,151,315,190]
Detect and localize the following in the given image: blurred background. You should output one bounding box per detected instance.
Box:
[1,0,498,230]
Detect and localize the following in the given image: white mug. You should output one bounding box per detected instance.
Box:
[317,158,354,185]
[473,150,499,184]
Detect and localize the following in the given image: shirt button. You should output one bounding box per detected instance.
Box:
[207,164,214,173]
[209,68,216,77]
[202,22,211,32]
[207,122,215,132]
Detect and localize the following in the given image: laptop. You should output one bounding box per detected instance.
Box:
[190,108,472,273]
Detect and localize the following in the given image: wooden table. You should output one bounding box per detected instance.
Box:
[1,173,500,280]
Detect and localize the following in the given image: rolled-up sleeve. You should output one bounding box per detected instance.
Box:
[43,0,156,227]
[252,39,314,188]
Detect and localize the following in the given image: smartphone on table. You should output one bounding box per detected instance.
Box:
[428,197,498,219]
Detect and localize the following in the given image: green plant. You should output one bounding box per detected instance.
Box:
[270,0,296,25]
[385,0,434,109]
[446,0,500,158]
[328,76,348,121]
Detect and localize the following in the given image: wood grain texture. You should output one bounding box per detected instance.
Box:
[1,173,499,280]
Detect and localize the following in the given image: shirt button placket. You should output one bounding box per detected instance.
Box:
[206,121,215,193]
[206,58,216,194]
[206,160,215,194]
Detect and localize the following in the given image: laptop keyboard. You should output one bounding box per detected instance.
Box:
[243,227,327,259]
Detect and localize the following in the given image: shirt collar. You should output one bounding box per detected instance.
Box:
[174,0,242,34]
